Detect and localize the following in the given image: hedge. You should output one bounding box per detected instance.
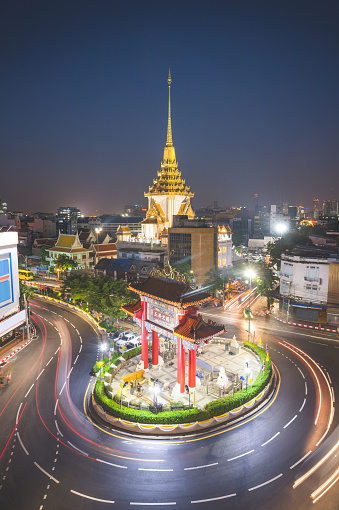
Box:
[93,341,273,425]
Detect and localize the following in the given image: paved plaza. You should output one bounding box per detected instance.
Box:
[106,336,262,410]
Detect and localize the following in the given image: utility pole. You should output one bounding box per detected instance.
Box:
[287,281,291,322]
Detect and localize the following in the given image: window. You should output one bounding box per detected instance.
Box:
[0,253,13,306]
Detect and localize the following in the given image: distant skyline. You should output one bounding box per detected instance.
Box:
[1,1,339,216]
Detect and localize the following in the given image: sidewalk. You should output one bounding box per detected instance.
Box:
[103,339,262,411]
[0,334,33,365]
[273,313,339,334]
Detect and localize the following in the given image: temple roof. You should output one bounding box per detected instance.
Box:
[121,299,142,316]
[174,315,225,342]
[128,275,211,307]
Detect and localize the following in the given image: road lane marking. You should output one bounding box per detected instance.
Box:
[54,347,60,355]
[67,367,73,378]
[25,384,34,398]
[248,473,283,491]
[79,344,82,353]
[16,403,22,424]
[227,450,254,461]
[297,367,305,379]
[59,382,66,396]
[74,355,79,365]
[34,462,59,483]
[130,503,176,506]
[46,357,53,367]
[184,462,218,470]
[55,420,63,437]
[138,468,173,472]
[309,341,328,346]
[36,369,45,380]
[75,329,79,334]
[191,493,236,503]
[261,432,280,447]
[70,490,114,503]
[283,415,297,429]
[305,382,307,395]
[17,432,29,455]
[290,451,312,469]
[96,458,127,469]
[299,399,306,412]
[67,441,88,456]
[54,399,58,416]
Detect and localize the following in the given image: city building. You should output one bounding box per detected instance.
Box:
[77,215,143,237]
[141,70,195,244]
[56,206,81,235]
[168,216,218,286]
[279,246,339,325]
[217,225,233,269]
[47,232,94,270]
[0,229,27,347]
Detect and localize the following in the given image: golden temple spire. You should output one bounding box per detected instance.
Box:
[163,68,176,165]
[166,68,173,146]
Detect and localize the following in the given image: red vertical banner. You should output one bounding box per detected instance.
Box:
[141,300,148,369]
[152,330,159,366]
[188,348,196,388]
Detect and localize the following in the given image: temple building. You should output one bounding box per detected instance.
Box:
[141,70,195,244]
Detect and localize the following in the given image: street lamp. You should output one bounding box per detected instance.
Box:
[150,377,159,411]
[245,361,251,390]
[276,223,287,238]
[95,227,102,267]
[101,342,107,360]
[245,269,256,343]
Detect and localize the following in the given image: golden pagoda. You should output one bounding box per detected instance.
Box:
[141,70,195,244]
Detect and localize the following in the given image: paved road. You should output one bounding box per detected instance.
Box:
[0,297,337,509]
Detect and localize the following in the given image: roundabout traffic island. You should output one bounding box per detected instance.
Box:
[91,340,275,435]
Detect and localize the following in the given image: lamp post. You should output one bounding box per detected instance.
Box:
[95,227,102,268]
[185,384,191,411]
[100,342,107,361]
[245,269,256,343]
[150,377,159,412]
[245,361,250,390]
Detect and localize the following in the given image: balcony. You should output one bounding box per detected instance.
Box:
[304,276,322,284]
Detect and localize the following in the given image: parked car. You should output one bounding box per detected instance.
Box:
[115,338,128,349]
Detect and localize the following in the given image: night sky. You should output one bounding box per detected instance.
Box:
[1,1,339,216]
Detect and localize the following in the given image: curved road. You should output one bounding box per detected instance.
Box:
[0,297,337,509]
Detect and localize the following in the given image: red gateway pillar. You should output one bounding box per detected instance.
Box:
[152,330,159,366]
[141,300,148,369]
[188,348,196,389]
[177,337,185,393]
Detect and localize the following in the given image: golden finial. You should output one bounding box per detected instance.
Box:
[168,68,172,86]
[166,68,173,147]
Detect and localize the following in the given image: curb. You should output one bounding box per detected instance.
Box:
[90,369,276,437]
[273,316,339,333]
[0,337,33,365]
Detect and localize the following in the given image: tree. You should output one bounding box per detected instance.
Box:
[40,246,49,267]
[254,262,277,310]
[266,226,313,269]
[52,254,78,279]
[19,281,37,307]
[62,274,135,319]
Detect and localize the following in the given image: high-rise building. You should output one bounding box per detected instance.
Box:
[56,207,81,235]
[141,70,195,244]
[168,216,217,286]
